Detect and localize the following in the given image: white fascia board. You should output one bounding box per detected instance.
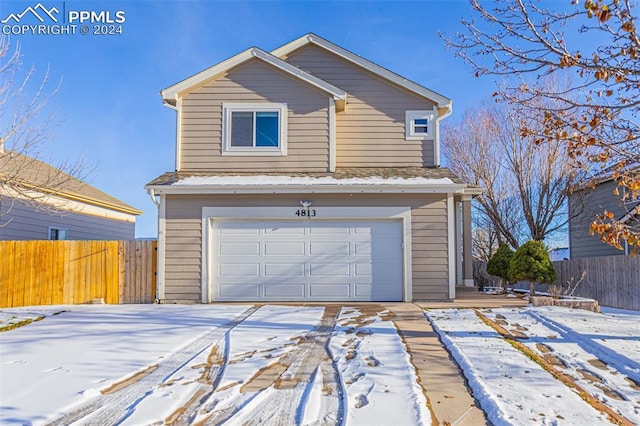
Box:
[272,33,452,110]
[461,187,484,196]
[161,47,347,109]
[146,183,469,195]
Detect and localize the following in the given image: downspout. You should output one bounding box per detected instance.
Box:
[147,188,162,303]
[162,98,181,172]
[148,188,160,208]
[434,102,453,167]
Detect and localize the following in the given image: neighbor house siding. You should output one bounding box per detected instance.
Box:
[163,193,450,302]
[0,198,135,240]
[284,45,438,168]
[569,180,627,258]
[180,59,331,172]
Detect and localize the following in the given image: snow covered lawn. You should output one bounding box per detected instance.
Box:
[426,306,640,425]
[0,304,428,425]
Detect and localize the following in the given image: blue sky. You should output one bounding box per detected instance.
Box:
[1,0,500,238]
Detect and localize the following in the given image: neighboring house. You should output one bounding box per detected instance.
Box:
[0,151,141,240]
[146,33,480,303]
[569,172,639,258]
[548,247,569,262]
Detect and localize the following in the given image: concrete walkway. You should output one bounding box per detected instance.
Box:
[389,302,487,426]
[389,288,527,425]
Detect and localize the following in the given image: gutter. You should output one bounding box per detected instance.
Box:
[144,182,473,195]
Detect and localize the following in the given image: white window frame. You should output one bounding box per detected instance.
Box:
[48,226,68,240]
[222,102,288,156]
[405,110,435,140]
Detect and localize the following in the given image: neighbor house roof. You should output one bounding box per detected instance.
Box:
[271,33,452,113]
[161,46,347,110]
[0,151,142,215]
[146,167,482,195]
[572,163,640,192]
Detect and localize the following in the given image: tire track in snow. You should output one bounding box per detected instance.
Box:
[45,305,260,426]
[526,310,640,385]
[198,306,343,426]
[476,309,634,425]
[168,306,252,425]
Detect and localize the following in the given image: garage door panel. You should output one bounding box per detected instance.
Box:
[219,284,260,298]
[355,263,372,276]
[355,283,398,300]
[309,242,350,255]
[219,263,260,277]
[353,226,372,234]
[212,220,403,302]
[354,242,371,255]
[218,224,260,235]
[308,224,351,235]
[264,225,305,235]
[309,262,350,276]
[219,242,260,255]
[264,263,305,276]
[264,242,305,256]
[264,284,306,298]
[309,284,350,298]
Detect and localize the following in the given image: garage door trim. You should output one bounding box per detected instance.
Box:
[201,206,412,303]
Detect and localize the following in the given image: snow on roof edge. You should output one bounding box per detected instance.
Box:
[172,175,457,186]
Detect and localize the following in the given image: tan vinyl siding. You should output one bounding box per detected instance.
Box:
[410,198,449,300]
[0,198,135,240]
[164,218,202,301]
[180,59,330,172]
[284,45,438,167]
[569,181,628,258]
[163,193,450,302]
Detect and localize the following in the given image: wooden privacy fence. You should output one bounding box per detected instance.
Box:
[553,255,640,311]
[474,255,640,310]
[0,240,157,308]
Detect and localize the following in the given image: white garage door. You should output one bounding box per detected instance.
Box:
[211,220,403,301]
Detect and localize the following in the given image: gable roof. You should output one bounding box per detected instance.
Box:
[161,46,347,110]
[271,33,452,113]
[0,151,142,216]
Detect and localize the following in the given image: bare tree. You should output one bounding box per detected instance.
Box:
[472,216,499,261]
[442,0,639,253]
[0,37,86,223]
[442,93,578,249]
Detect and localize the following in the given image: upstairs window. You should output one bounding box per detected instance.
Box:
[406,110,435,140]
[49,227,67,240]
[223,103,287,155]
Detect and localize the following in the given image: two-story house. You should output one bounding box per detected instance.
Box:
[146,34,480,303]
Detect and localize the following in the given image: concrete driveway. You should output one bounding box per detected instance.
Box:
[1,299,499,425]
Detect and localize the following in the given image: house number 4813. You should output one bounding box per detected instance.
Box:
[295,209,317,217]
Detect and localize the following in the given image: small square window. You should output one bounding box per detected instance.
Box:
[406,110,435,140]
[223,103,287,156]
[49,227,67,240]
